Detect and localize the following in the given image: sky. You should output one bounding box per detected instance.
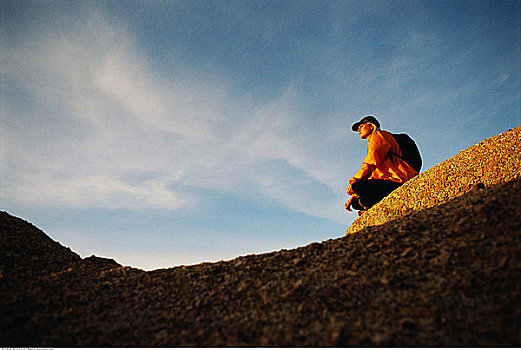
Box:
[1,0,520,270]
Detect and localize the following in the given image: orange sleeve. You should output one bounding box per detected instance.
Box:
[349,163,374,184]
[349,132,391,184]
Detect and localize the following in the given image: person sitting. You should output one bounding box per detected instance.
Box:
[345,116,419,215]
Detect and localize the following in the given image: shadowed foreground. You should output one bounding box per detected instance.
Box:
[1,128,520,346]
[1,178,520,346]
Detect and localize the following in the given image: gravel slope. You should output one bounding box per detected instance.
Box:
[1,127,520,347]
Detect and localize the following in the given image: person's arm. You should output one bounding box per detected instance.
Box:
[345,162,373,211]
[350,132,391,184]
[348,163,375,186]
[347,131,391,192]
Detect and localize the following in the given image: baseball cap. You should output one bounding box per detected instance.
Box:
[351,116,381,131]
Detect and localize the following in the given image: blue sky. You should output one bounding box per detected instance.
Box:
[1,0,520,270]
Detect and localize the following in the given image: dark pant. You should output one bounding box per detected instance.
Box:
[351,179,402,210]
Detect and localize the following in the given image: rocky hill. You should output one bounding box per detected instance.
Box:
[1,127,520,347]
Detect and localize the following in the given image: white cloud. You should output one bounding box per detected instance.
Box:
[4,174,188,211]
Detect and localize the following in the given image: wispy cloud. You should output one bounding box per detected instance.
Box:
[2,7,348,221]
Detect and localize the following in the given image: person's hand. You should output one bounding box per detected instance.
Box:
[345,195,354,211]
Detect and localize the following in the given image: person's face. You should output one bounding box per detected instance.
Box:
[357,123,373,139]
